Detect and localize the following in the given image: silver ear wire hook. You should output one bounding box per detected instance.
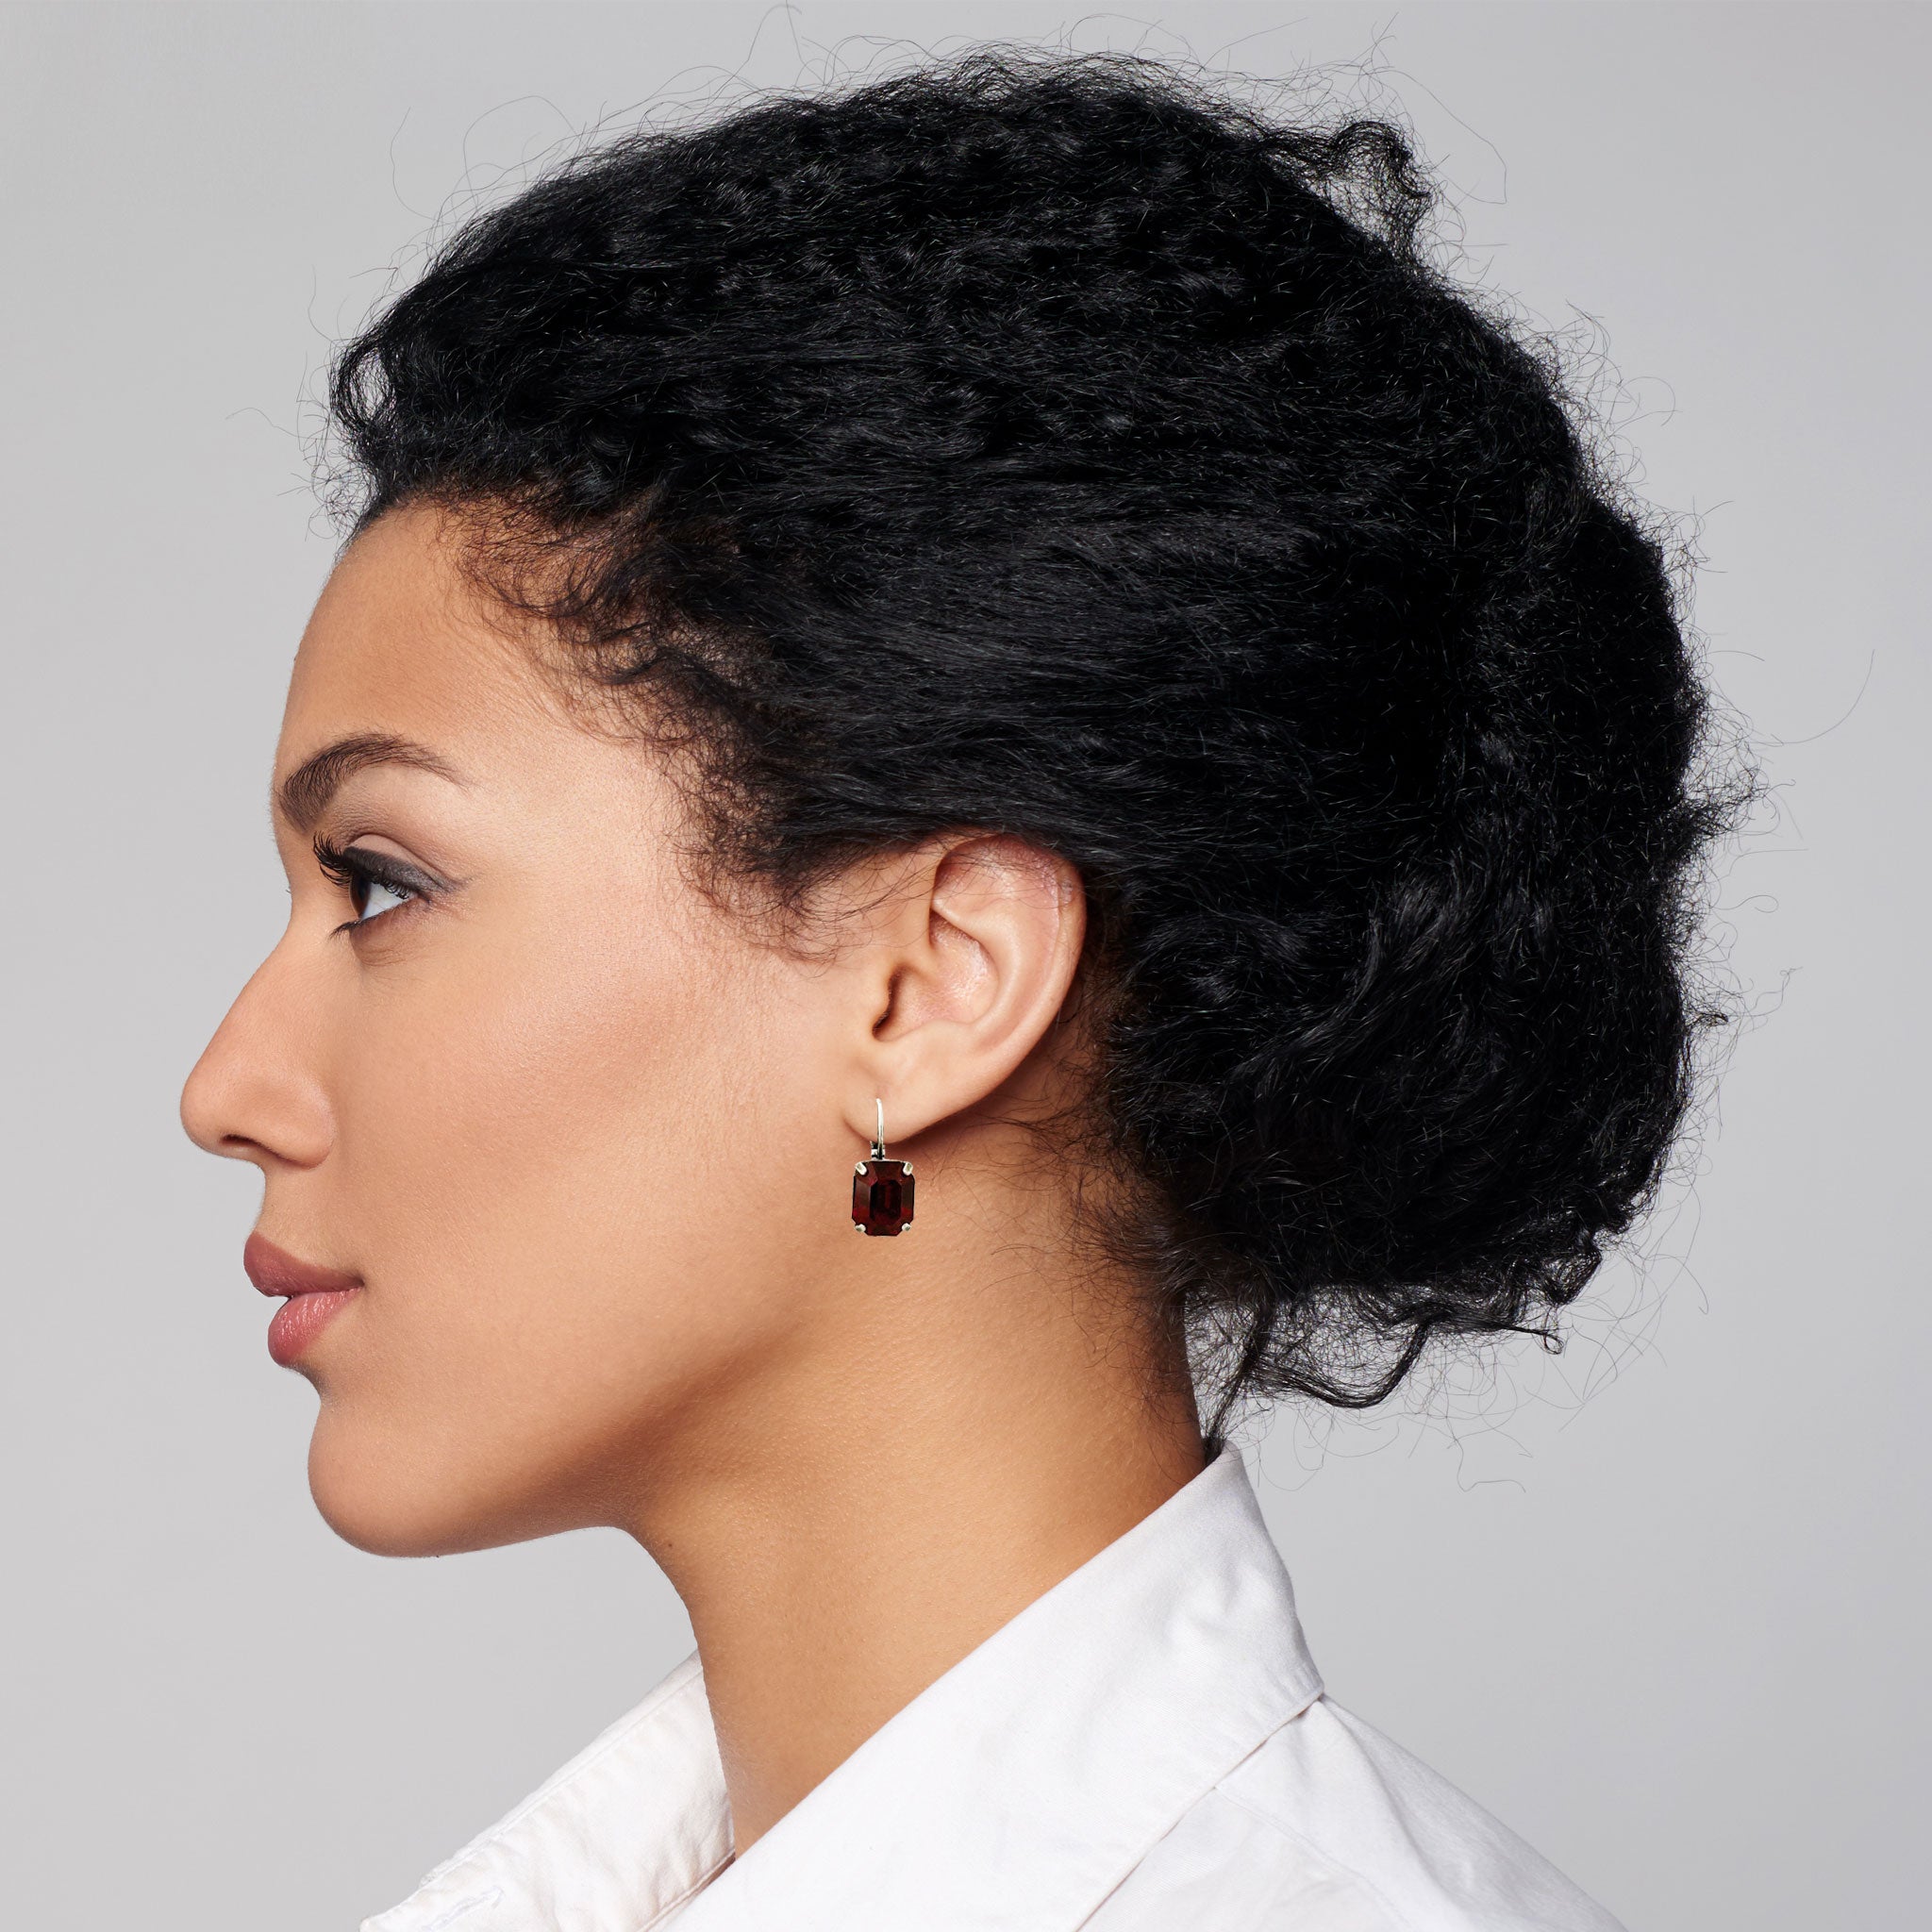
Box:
[871,1098,887,1161]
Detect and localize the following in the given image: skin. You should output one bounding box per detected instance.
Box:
[181,501,1206,1851]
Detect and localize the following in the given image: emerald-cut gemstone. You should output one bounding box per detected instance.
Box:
[853,1158,914,1236]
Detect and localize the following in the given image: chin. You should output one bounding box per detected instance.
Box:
[305,1411,522,1558]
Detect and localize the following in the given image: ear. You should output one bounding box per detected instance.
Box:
[836,835,1087,1148]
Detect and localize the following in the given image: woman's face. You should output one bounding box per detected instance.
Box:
[181,505,873,1556]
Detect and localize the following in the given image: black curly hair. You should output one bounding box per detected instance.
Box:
[326,52,1736,1425]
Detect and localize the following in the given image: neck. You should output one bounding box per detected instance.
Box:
[619,1211,1206,1851]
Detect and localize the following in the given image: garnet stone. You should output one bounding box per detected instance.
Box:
[853,1158,915,1237]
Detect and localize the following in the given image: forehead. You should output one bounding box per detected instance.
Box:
[280,503,561,771]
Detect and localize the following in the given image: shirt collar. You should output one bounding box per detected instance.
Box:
[360,1657,731,1932]
[364,1447,1322,1932]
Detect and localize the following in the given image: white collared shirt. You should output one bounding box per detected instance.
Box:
[363,1450,1625,1931]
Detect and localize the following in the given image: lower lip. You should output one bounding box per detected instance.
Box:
[267,1289,361,1366]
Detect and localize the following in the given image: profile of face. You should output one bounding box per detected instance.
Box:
[181,504,1089,1560]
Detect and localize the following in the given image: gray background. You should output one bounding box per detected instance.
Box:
[1,5,1924,1927]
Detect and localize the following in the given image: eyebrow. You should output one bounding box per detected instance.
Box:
[275,733,467,832]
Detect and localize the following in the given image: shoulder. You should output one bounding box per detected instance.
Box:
[1092,1694,1627,1932]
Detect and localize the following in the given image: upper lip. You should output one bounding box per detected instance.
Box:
[243,1232,362,1298]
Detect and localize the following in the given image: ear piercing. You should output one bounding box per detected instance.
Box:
[853,1098,915,1236]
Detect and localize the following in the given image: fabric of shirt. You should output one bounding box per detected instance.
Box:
[362,1449,1627,1932]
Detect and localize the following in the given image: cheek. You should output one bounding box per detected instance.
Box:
[308,898,837,1544]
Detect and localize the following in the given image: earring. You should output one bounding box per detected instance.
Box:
[852,1098,915,1237]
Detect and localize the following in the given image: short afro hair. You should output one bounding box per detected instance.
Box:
[326,52,1738,1424]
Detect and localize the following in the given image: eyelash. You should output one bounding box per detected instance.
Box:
[312,836,437,931]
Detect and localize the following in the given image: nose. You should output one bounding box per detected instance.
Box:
[180,944,334,1172]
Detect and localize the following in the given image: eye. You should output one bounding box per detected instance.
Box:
[313,838,436,930]
[358,875,413,923]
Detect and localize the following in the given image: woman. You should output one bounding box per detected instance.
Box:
[182,54,1726,1931]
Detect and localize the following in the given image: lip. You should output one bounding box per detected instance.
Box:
[245,1232,363,1366]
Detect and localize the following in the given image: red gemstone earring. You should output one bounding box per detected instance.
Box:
[852,1099,915,1237]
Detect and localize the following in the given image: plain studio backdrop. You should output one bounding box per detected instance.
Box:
[1,5,1925,1927]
